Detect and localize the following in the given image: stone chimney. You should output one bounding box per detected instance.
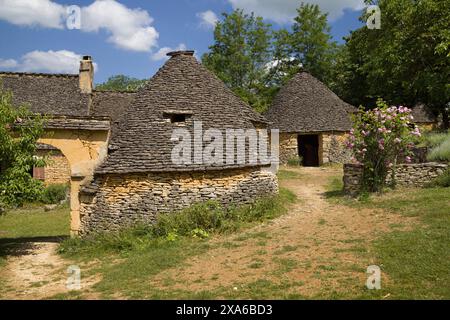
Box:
[79,55,94,94]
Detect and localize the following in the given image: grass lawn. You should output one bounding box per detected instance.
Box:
[55,188,297,299]
[0,204,70,239]
[1,173,448,300]
[0,204,70,292]
[326,176,450,299]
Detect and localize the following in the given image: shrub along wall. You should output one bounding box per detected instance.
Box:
[79,167,278,235]
[344,162,449,196]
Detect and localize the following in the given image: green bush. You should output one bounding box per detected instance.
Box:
[59,188,296,255]
[0,87,47,207]
[40,184,68,204]
[423,132,449,147]
[426,168,450,188]
[427,136,450,162]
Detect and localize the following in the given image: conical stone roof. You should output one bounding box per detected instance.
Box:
[96,51,268,174]
[265,71,355,133]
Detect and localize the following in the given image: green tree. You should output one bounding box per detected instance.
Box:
[290,3,337,83]
[96,75,148,92]
[202,9,273,112]
[271,3,337,86]
[0,87,46,207]
[334,0,450,127]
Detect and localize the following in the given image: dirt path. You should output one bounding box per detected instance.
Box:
[0,167,416,299]
[0,241,99,300]
[149,167,416,298]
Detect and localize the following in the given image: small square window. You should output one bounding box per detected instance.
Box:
[163,112,191,124]
[170,114,186,123]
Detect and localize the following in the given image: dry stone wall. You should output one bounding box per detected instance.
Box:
[322,133,352,164]
[344,162,448,196]
[36,150,71,185]
[79,167,278,235]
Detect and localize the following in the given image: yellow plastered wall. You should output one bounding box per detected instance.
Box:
[38,129,109,236]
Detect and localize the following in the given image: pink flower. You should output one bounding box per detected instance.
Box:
[405,156,412,163]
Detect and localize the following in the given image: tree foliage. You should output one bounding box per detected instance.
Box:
[333,0,450,127]
[203,5,338,111]
[279,3,337,84]
[202,9,273,112]
[96,75,148,92]
[0,87,46,207]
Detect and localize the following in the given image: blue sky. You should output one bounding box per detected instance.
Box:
[0,0,365,84]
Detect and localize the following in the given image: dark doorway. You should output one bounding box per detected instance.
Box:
[298,135,320,167]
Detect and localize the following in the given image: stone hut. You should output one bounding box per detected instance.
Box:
[78,51,278,235]
[410,103,438,131]
[265,71,356,166]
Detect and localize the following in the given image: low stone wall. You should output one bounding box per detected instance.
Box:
[79,167,278,235]
[344,162,448,196]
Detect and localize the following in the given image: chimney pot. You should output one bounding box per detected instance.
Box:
[166,50,195,57]
[79,55,94,94]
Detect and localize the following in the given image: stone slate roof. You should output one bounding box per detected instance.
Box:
[265,71,355,133]
[0,72,89,116]
[91,90,137,122]
[96,51,269,174]
[411,103,437,124]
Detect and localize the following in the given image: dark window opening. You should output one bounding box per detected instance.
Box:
[170,114,186,123]
[298,134,320,167]
[163,112,191,123]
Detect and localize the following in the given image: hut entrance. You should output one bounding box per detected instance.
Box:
[298,135,319,167]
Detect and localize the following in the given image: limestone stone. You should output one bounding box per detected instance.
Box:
[344,162,448,196]
[79,167,278,235]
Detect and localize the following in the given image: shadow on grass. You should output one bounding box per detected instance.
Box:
[0,236,68,259]
[322,189,346,199]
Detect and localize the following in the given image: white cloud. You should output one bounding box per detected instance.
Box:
[0,50,99,74]
[227,0,365,23]
[0,59,19,69]
[151,44,187,61]
[197,10,219,29]
[80,0,159,52]
[0,0,65,29]
[0,0,159,52]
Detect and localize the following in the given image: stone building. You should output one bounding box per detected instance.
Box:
[1,52,278,236]
[410,103,438,131]
[78,51,278,235]
[265,71,356,166]
[0,56,134,234]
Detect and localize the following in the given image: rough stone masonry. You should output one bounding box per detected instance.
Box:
[344,162,448,196]
[79,168,278,235]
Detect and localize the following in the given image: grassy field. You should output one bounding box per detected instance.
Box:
[1,171,448,299]
[0,204,70,240]
[325,177,450,299]
[55,188,297,299]
[0,204,70,266]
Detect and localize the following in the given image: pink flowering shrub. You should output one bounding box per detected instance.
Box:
[346,100,420,192]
